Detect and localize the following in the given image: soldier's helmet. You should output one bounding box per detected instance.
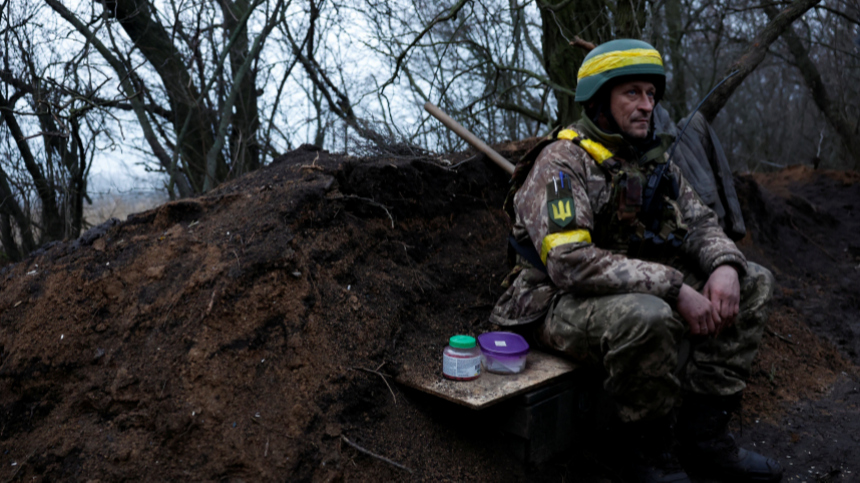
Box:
[574,39,666,104]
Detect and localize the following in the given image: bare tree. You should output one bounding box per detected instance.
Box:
[764,2,860,166]
[0,2,107,261]
[698,0,823,123]
[2,0,858,264]
[538,0,648,126]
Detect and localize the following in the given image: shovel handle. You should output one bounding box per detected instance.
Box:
[424,102,515,175]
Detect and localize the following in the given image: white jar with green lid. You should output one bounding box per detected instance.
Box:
[442,335,482,381]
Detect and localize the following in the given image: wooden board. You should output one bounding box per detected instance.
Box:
[396,351,579,410]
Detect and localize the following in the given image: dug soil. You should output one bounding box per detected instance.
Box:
[0,142,858,482]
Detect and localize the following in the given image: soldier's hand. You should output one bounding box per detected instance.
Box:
[677,283,719,335]
[703,265,741,334]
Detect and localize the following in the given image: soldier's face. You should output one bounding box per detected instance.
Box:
[609,80,656,139]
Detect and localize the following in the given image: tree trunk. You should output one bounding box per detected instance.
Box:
[540,0,596,126]
[765,5,860,166]
[25,65,84,239]
[614,0,648,39]
[0,169,36,256]
[68,117,88,238]
[664,0,687,122]
[219,0,261,176]
[698,0,821,123]
[0,212,21,262]
[0,90,65,243]
[45,0,194,198]
[104,0,223,191]
[539,0,648,127]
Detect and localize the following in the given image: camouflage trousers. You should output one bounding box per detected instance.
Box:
[535,262,774,423]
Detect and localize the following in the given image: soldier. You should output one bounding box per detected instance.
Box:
[490,39,783,483]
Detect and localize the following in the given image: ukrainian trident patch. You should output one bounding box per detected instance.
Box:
[546,181,575,230]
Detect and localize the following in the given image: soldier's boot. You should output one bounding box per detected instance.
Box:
[676,393,784,482]
[623,414,692,483]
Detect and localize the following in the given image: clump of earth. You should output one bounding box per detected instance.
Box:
[1,141,858,482]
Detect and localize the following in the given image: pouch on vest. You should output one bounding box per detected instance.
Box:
[613,170,646,223]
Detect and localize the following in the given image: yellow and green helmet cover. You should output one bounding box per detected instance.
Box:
[575,39,666,103]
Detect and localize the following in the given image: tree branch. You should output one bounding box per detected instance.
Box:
[285,22,385,146]
[0,90,58,232]
[203,0,284,192]
[167,0,266,194]
[698,0,822,123]
[496,101,550,125]
[0,167,36,255]
[44,0,193,197]
[766,4,860,164]
[378,0,470,94]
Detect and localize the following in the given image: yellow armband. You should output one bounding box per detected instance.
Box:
[540,229,592,264]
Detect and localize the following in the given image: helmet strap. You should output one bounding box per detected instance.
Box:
[597,101,622,135]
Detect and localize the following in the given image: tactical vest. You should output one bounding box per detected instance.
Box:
[506,126,689,266]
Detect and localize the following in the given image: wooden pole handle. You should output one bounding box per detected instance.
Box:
[424,102,515,175]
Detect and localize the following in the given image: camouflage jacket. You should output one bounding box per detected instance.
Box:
[490,117,747,326]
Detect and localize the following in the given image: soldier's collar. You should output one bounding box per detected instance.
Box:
[577,116,627,151]
[576,116,672,165]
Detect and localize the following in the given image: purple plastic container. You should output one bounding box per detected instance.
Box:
[477,332,530,374]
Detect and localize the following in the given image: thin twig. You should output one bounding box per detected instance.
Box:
[380,0,470,92]
[350,364,397,405]
[765,327,795,345]
[341,436,414,474]
[4,451,34,483]
[300,151,321,170]
[449,154,481,170]
[21,130,69,141]
[342,195,395,228]
[300,165,325,172]
[788,215,839,262]
[206,288,217,315]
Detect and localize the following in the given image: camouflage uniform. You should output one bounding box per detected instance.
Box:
[490,117,774,422]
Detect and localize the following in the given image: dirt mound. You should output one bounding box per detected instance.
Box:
[732,167,860,481]
[0,142,524,482]
[0,148,857,482]
[736,166,860,364]
[730,167,860,418]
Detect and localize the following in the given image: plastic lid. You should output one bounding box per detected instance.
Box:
[477,332,529,356]
[448,335,476,349]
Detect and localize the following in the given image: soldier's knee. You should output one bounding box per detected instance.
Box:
[633,294,674,325]
[743,262,775,305]
[608,294,679,344]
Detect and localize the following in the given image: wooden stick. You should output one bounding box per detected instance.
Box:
[570,36,596,52]
[423,102,515,175]
[351,366,397,405]
[341,436,414,474]
[788,215,839,262]
[341,195,395,229]
[765,327,795,345]
[4,451,34,483]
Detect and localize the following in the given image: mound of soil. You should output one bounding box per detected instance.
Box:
[0,144,857,482]
[731,167,860,481]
